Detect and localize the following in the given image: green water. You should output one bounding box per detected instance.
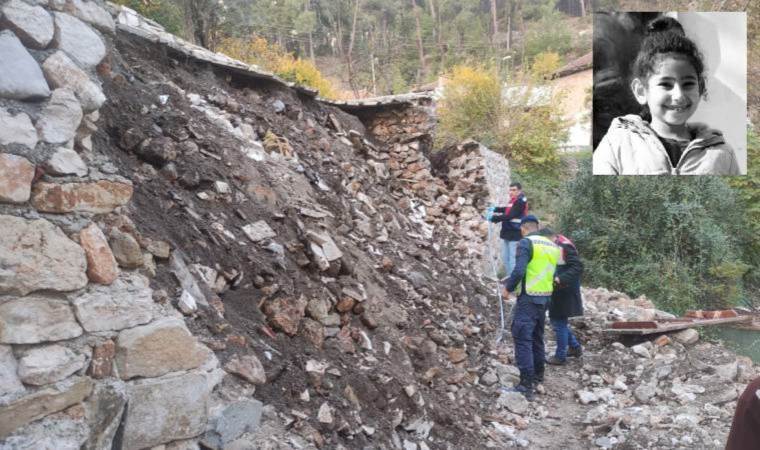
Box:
[710,326,760,363]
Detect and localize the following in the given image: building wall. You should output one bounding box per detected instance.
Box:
[552,68,593,150]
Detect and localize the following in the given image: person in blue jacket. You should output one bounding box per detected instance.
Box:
[488,182,528,276]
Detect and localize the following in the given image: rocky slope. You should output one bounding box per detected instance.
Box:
[0,2,756,450]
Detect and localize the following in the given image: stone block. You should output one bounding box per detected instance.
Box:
[115,317,210,379]
[0,30,50,100]
[0,215,87,295]
[0,108,38,148]
[0,296,82,344]
[70,271,153,332]
[31,179,133,214]
[121,372,210,450]
[17,344,86,386]
[80,222,118,284]
[35,88,83,144]
[52,12,106,69]
[0,153,34,204]
[0,376,92,438]
[0,0,54,48]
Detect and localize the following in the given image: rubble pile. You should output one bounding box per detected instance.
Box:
[0,2,754,449]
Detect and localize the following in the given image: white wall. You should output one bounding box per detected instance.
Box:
[675,12,747,174]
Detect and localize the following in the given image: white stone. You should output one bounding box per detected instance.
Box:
[36,88,83,144]
[0,345,25,397]
[17,344,86,385]
[241,221,276,242]
[42,51,106,113]
[317,402,333,423]
[178,289,198,314]
[0,108,38,148]
[214,181,230,194]
[52,12,106,68]
[672,328,699,345]
[634,384,656,403]
[577,390,599,404]
[122,372,211,450]
[0,0,54,48]
[0,215,87,295]
[70,271,154,332]
[0,296,83,344]
[498,391,530,414]
[45,147,88,176]
[631,344,651,359]
[67,0,115,33]
[714,361,738,382]
[0,30,51,99]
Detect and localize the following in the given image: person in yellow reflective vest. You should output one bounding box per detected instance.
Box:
[500,215,561,401]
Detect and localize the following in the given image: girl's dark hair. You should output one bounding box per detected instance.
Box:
[631,16,707,120]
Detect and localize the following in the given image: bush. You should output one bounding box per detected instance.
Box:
[558,163,750,314]
[531,52,562,79]
[524,12,574,63]
[216,36,338,99]
[436,65,565,171]
[112,0,183,35]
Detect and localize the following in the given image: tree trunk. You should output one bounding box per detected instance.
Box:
[411,0,427,84]
[490,0,499,48]
[579,0,586,17]
[427,0,437,39]
[346,0,361,96]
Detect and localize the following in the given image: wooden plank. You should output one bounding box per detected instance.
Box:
[604,315,752,335]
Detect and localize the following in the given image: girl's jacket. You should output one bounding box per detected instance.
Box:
[593,114,740,175]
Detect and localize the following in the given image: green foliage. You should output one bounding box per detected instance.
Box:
[112,0,183,35]
[558,163,751,314]
[437,66,565,171]
[728,129,760,289]
[530,52,562,79]
[524,11,573,64]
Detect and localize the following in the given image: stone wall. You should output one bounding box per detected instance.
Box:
[0,1,221,447]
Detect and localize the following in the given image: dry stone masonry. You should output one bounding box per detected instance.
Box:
[0,0,220,447]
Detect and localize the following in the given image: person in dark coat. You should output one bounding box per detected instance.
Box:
[541,229,584,365]
[726,377,760,449]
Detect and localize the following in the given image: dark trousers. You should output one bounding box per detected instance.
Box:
[511,296,547,378]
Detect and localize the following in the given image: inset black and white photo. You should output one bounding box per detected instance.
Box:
[592,12,747,175]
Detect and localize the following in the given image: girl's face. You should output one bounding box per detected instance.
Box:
[632,55,701,129]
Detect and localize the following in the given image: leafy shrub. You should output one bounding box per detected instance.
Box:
[436,65,565,171]
[531,52,562,79]
[558,163,750,314]
[216,36,338,99]
[524,12,573,63]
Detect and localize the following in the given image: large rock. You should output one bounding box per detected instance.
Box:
[263,296,307,336]
[0,0,54,48]
[42,50,105,112]
[109,228,144,268]
[202,400,263,450]
[17,344,87,385]
[672,328,699,345]
[31,179,133,214]
[0,30,51,100]
[85,380,127,450]
[35,88,83,144]
[115,317,210,379]
[45,147,88,177]
[121,372,211,450]
[0,296,83,343]
[0,345,25,398]
[52,12,106,69]
[0,376,92,439]
[0,108,38,148]
[70,271,153,332]
[0,215,87,295]
[241,220,276,242]
[0,153,35,204]
[80,222,118,284]
[67,0,115,33]
[0,412,88,449]
[224,354,266,385]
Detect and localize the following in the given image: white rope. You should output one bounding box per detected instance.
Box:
[486,212,506,343]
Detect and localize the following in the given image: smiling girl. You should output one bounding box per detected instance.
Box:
[593,16,740,175]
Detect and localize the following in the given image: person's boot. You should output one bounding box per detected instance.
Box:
[568,346,583,358]
[547,355,566,365]
[501,373,535,401]
[535,368,544,384]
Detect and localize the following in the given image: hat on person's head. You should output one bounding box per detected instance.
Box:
[521,214,539,225]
